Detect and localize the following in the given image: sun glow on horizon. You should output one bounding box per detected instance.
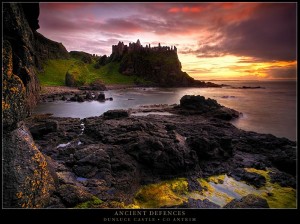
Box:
[179,53,297,80]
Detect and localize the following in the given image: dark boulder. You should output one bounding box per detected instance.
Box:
[97,92,106,101]
[3,123,55,208]
[29,120,59,139]
[77,95,84,102]
[180,95,221,111]
[269,170,296,188]
[90,80,107,91]
[126,135,199,175]
[70,94,84,102]
[269,148,296,175]
[79,80,107,91]
[212,107,240,120]
[187,177,203,192]
[187,136,233,160]
[224,194,269,208]
[57,184,94,207]
[85,92,93,100]
[103,109,130,119]
[228,168,266,188]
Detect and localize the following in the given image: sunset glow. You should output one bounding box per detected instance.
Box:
[38,2,296,80]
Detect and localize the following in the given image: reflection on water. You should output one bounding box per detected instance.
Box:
[33,81,296,140]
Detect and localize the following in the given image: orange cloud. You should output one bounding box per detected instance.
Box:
[168,6,203,13]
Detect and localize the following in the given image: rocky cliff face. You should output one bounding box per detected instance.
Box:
[3,123,55,208]
[119,50,196,86]
[34,32,70,69]
[3,3,41,129]
[3,3,69,129]
[2,3,67,207]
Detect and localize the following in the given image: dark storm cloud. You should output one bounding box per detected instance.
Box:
[263,65,297,79]
[188,3,296,61]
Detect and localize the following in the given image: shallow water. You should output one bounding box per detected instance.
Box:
[33,80,297,140]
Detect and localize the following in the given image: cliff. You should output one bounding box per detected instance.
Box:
[34,32,70,69]
[2,3,68,208]
[3,3,69,129]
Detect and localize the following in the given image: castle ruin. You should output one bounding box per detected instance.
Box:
[112,39,177,56]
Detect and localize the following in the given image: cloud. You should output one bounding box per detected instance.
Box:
[37,2,297,79]
[262,65,297,79]
[186,3,296,61]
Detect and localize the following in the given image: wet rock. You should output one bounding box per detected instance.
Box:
[70,94,84,102]
[187,136,233,160]
[97,92,105,101]
[212,107,240,120]
[85,92,93,100]
[103,109,130,119]
[269,148,296,175]
[77,95,84,102]
[186,198,220,208]
[3,123,55,208]
[89,80,107,91]
[22,103,296,208]
[269,170,296,188]
[228,168,266,188]
[57,184,94,207]
[187,177,202,192]
[29,120,59,139]
[224,194,269,208]
[180,95,221,111]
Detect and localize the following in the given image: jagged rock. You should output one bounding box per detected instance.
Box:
[186,198,220,208]
[212,107,240,120]
[34,32,69,69]
[224,194,269,208]
[269,170,296,188]
[3,123,55,208]
[103,109,129,119]
[89,80,107,90]
[97,92,106,101]
[176,95,240,120]
[187,136,233,160]
[57,184,94,207]
[180,95,220,111]
[85,92,93,100]
[229,168,266,188]
[69,94,84,102]
[187,178,202,192]
[3,3,69,128]
[29,120,59,139]
[22,103,296,208]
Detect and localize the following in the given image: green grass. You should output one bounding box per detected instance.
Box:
[66,61,89,86]
[38,59,151,86]
[74,196,103,208]
[86,62,149,85]
[38,59,77,86]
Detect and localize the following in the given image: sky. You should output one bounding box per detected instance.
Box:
[38,2,297,80]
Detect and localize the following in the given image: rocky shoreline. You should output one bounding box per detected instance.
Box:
[17,95,296,208]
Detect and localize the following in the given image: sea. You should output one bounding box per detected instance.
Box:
[33,80,297,141]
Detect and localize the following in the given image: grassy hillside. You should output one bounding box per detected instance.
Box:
[38,59,77,86]
[38,58,150,86]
